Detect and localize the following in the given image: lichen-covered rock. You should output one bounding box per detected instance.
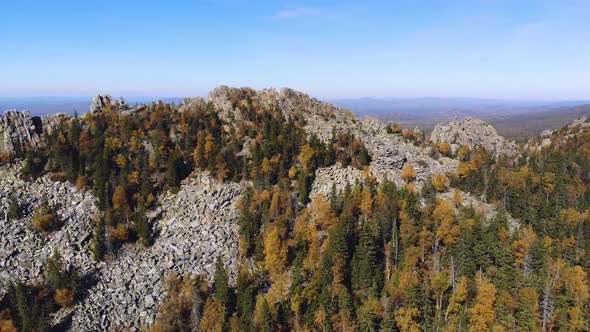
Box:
[430,117,516,157]
[0,110,69,155]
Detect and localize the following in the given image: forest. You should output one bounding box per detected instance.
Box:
[1,96,590,331]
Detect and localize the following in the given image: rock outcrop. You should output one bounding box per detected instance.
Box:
[0,86,530,330]
[437,190,519,232]
[310,164,365,198]
[90,95,114,113]
[0,110,69,156]
[0,110,42,155]
[430,117,516,157]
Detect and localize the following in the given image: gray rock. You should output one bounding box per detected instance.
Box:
[430,117,517,157]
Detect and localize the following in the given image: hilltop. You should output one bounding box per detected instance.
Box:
[0,87,588,331]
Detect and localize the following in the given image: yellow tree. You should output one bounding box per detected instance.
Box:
[445,276,468,326]
[434,199,460,246]
[401,163,417,182]
[395,308,421,332]
[149,274,196,332]
[437,142,452,156]
[432,173,449,192]
[311,195,337,230]
[204,133,215,160]
[360,186,373,219]
[512,225,537,275]
[516,287,540,331]
[457,146,470,161]
[199,298,225,332]
[298,144,315,175]
[431,270,450,311]
[263,224,287,282]
[112,185,130,219]
[468,277,497,332]
[265,272,290,317]
[458,161,477,179]
[541,172,556,201]
[452,190,462,207]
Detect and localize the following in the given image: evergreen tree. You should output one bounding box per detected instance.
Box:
[214,257,231,311]
[92,217,107,261]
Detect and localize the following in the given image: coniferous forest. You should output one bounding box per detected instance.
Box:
[2,94,590,332]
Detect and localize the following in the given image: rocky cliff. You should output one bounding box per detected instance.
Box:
[0,110,42,155]
[0,110,69,156]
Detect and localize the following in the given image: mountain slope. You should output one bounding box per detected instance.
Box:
[1,87,587,331]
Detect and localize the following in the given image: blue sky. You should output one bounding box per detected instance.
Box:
[1,0,589,99]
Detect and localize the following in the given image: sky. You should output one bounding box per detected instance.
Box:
[1,0,589,100]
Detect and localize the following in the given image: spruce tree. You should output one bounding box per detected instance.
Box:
[92,217,107,261]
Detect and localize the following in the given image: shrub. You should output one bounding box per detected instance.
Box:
[7,196,25,220]
[0,309,17,332]
[432,173,449,192]
[32,200,59,232]
[54,288,75,308]
[436,142,452,157]
[49,172,68,182]
[20,149,47,179]
[75,175,87,190]
[110,223,129,242]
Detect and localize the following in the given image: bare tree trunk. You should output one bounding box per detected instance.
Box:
[523,253,531,278]
[541,281,553,332]
[449,256,456,291]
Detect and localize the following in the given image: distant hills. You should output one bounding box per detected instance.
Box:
[330,97,590,140]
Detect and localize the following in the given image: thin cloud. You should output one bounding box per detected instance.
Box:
[273,7,320,19]
[517,21,546,36]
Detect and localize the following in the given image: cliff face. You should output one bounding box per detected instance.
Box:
[0,110,42,155]
[0,110,69,156]
[430,117,517,157]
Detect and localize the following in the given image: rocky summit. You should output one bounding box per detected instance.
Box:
[430,116,517,157]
